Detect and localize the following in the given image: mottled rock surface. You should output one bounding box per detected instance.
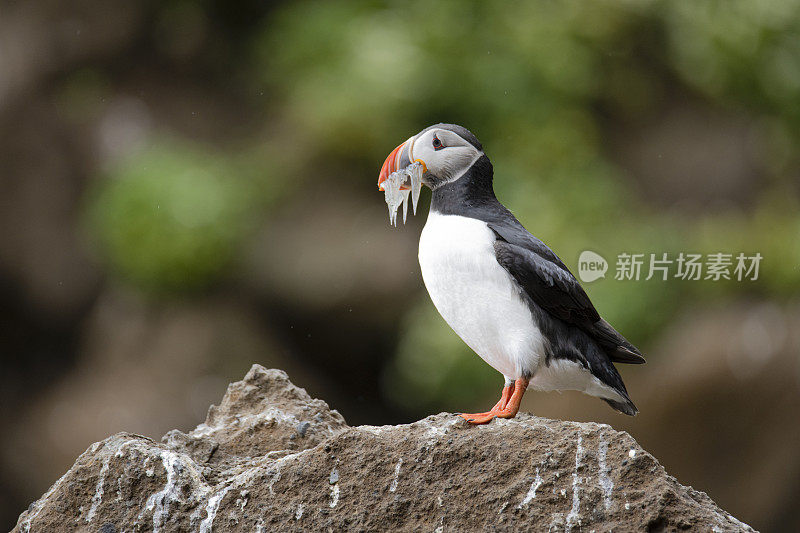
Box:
[15,365,754,532]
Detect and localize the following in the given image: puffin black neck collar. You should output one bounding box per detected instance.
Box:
[429,154,500,216]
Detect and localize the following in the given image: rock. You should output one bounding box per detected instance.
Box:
[14,365,754,532]
[162,365,347,477]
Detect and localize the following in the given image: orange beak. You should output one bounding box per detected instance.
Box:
[378,142,409,191]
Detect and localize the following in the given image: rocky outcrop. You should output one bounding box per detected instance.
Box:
[15,365,754,532]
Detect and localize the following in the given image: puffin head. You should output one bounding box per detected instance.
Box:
[378,123,484,191]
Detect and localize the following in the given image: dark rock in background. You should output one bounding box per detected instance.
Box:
[15,365,753,532]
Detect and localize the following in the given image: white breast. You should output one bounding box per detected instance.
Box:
[418,212,545,379]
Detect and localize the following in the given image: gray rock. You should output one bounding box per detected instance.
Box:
[296,421,311,438]
[14,364,755,532]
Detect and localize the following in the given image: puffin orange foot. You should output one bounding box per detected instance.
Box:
[458,410,499,424]
[457,405,522,424]
[457,378,529,425]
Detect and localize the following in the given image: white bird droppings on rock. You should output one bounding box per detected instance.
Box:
[597,438,613,511]
[389,459,402,492]
[566,436,583,532]
[139,451,183,533]
[329,484,340,508]
[85,453,111,523]
[517,467,543,508]
[199,487,229,533]
[236,490,249,511]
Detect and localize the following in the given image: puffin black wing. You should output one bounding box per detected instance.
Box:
[488,221,645,365]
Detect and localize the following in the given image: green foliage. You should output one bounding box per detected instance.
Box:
[663,0,800,126]
[87,140,256,294]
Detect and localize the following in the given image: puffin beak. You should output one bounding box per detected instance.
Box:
[378,136,428,190]
[378,141,409,191]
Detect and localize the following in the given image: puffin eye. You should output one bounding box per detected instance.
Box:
[432,135,444,150]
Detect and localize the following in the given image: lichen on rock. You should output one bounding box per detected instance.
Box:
[15,365,754,532]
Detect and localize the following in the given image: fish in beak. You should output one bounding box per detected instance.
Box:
[377,136,425,225]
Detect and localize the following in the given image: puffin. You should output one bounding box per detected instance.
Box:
[378,123,645,424]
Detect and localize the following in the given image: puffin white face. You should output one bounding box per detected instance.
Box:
[408,128,483,188]
[378,124,484,192]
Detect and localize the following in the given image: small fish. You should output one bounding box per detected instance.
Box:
[378,161,423,226]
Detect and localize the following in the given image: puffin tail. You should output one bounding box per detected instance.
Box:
[604,396,638,416]
[591,319,646,365]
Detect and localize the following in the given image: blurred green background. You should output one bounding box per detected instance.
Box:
[2,0,799,530]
